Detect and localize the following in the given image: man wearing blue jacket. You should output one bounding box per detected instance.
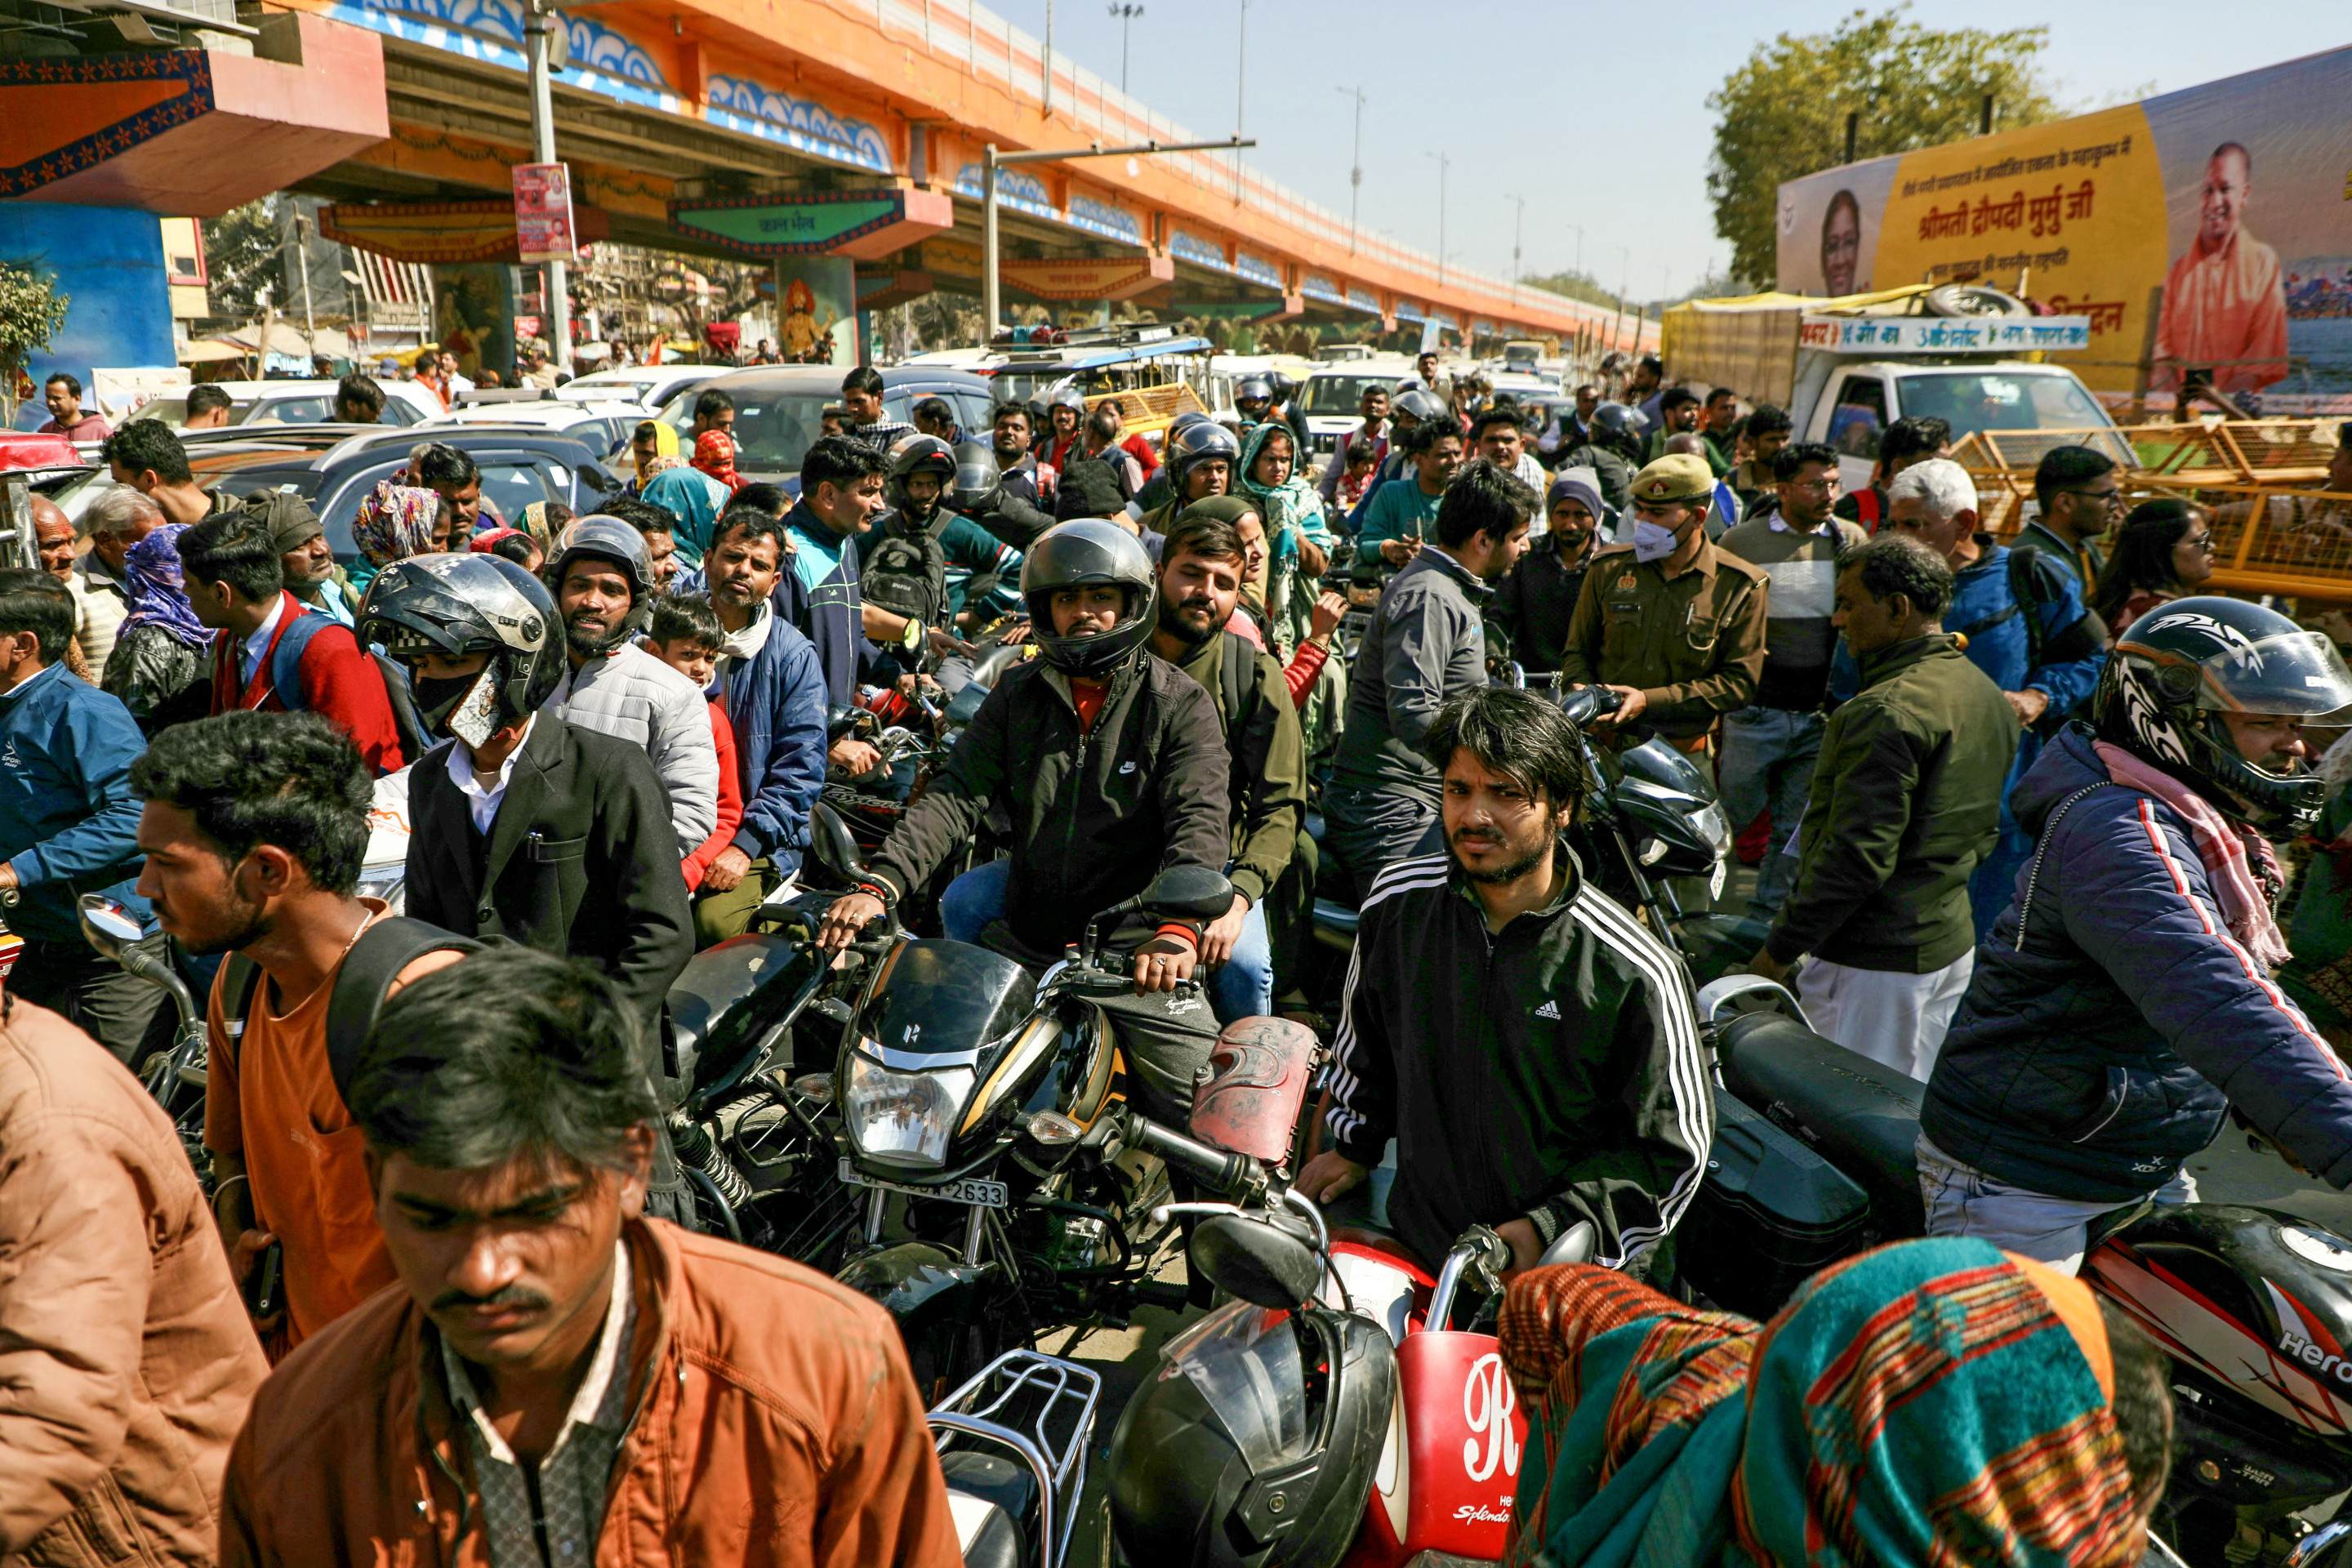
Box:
[1876,458,2107,936]
[1922,597,2352,1271]
[0,570,163,1060]
[693,510,830,944]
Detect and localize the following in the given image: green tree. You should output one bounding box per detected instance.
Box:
[0,262,71,425]
[200,196,285,323]
[1521,270,1631,316]
[1707,7,2061,287]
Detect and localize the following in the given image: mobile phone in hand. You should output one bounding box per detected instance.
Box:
[243,1239,283,1320]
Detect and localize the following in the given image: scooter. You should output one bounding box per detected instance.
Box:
[1691,976,2352,1568]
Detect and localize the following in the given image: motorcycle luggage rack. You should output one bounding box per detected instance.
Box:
[927,1349,1102,1568]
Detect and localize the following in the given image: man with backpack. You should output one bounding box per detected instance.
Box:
[1145,504,1307,1023]
[134,711,468,1355]
[180,503,408,774]
[863,436,1023,639]
[1879,458,2107,936]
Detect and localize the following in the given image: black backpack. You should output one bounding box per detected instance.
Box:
[861,510,952,631]
[219,917,482,1109]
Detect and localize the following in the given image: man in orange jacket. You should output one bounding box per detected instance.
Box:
[219,945,959,1568]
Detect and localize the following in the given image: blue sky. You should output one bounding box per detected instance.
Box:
[996,2,2348,300]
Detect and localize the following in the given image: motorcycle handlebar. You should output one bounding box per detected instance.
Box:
[1125,1116,1258,1200]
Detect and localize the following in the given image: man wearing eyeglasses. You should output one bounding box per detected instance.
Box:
[1717,443,1867,920]
[2019,447,2123,595]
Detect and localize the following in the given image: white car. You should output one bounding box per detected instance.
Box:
[127,378,443,429]
[1296,359,1419,464]
[549,366,718,411]
[427,398,644,463]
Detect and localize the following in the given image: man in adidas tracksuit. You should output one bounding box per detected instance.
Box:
[1298,687,1712,1285]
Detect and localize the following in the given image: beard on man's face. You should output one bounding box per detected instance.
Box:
[1156,587,1223,647]
[180,898,272,957]
[1446,813,1559,886]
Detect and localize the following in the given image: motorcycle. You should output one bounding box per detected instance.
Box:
[1105,1192,1592,1566]
[805,820,1307,1395]
[930,1348,1102,1568]
[1690,976,2352,1568]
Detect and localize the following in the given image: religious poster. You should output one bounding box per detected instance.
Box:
[773,256,854,365]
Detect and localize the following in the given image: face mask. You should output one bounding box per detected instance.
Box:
[415,669,502,749]
[1631,519,1681,564]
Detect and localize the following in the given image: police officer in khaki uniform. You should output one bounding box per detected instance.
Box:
[1559,452,1768,751]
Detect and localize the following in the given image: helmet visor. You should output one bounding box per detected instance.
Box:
[2154,627,2352,718]
[1160,1302,1312,1466]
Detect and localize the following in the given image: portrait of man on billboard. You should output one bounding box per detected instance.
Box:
[2153,140,2290,394]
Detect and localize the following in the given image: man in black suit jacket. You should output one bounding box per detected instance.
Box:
[360,553,692,1048]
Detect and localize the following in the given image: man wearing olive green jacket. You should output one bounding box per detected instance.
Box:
[1744,534,2016,1080]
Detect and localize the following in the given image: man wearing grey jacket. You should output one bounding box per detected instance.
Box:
[538,518,718,856]
[1324,461,1538,884]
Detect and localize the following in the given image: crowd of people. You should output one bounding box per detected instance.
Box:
[4,345,2350,1566]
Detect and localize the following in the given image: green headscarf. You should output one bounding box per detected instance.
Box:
[1236,420,1324,561]
[1500,1238,2147,1567]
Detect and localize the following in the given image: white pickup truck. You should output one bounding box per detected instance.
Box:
[1663,287,2136,502]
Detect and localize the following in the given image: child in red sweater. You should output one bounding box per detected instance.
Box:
[644,595,744,894]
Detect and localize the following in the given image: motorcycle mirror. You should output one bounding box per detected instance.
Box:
[1141,865,1234,922]
[809,802,869,884]
[1189,1211,1321,1310]
[1535,1219,1597,1269]
[77,894,144,961]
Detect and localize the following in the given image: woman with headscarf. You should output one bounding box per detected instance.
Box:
[347,479,440,592]
[693,429,745,493]
[1499,1237,2173,1568]
[102,523,215,732]
[640,461,730,568]
[1235,421,1334,655]
[628,418,681,495]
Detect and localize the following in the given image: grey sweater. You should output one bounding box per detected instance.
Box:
[1717,514,1865,710]
[1330,546,1492,800]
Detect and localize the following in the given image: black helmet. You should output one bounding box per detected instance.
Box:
[1391,387,1446,427]
[1234,376,1275,412]
[358,554,560,742]
[1267,371,1298,405]
[884,433,958,516]
[1019,519,1156,676]
[546,514,657,648]
[1167,420,1241,495]
[1107,1302,1396,1568]
[2094,596,2352,833]
[1588,401,1650,459]
[949,439,1000,515]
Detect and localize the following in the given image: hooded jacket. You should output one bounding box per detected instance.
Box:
[868,648,1232,954]
[714,599,828,877]
[217,1218,959,1568]
[0,999,267,1567]
[1923,726,2352,1201]
[1324,849,1712,1281]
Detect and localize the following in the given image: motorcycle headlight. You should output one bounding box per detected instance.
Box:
[844,1048,973,1169]
[1690,802,1730,858]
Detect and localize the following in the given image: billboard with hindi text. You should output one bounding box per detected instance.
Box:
[1776,47,2352,411]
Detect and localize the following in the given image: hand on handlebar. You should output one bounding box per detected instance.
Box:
[1493,1218,1543,1277]
[1130,933,1197,994]
[829,737,884,777]
[1379,537,1421,567]
[814,891,886,956]
[1591,684,1647,726]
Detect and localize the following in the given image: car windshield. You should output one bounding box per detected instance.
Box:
[1894,371,2133,468]
[207,466,326,505]
[1298,374,1401,414]
[662,390,835,475]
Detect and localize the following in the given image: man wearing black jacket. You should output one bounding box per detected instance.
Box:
[359,554,692,1048]
[816,521,1231,1113]
[1298,687,1711,1282]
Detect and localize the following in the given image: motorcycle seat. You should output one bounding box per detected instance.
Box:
[940,1450,1036,1568]
[1716,1012,1927,1234]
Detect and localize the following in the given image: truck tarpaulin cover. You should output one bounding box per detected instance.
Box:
[1774,46,2352,412]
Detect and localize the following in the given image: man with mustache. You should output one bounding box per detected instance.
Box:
[1298,686,1711,1281]
[217,945,958,1566]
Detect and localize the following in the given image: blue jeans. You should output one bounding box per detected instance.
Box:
[1714,706,1823,921]
[943,857,1268,1023]
[940,858,1010,944]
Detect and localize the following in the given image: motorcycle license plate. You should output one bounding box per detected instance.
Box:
[837,1156,1009,1209]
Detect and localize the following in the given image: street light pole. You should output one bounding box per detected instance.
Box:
[1508,192,1525,307]
[524,0,572,372]
[1423,150,1450,287]
[1335,84,1365,254]
[1108,3,1141,94]
[1042,0,1054,114]
[1232,0,1247,202]
[982,135,1253,335]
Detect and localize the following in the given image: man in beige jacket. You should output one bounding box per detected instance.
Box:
[0,991,266,1565]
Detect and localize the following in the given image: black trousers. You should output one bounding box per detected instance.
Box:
[13,933,171,1066]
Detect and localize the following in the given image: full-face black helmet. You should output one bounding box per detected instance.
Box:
[1019,519,1156,677]
[358,554,561,743]
[949,439,1000,515]
[2094,595,2352,833]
